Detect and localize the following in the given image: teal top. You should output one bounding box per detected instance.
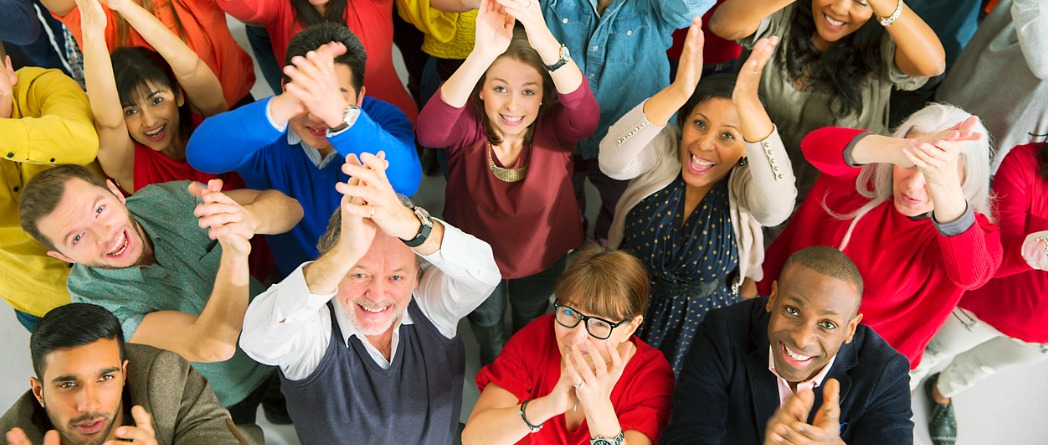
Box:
[68,180,271,407]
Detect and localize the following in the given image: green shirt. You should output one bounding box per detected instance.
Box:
[68,181,271,407]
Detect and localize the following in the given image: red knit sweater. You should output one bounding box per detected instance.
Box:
[759,127,1003,368]
[959,143,1048,343]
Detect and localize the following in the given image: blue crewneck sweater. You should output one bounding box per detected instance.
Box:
[187,96,421,275]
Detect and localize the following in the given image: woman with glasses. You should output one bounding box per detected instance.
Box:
[462,243,675,445]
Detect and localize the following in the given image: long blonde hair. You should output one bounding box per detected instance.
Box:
[824,103,993,248]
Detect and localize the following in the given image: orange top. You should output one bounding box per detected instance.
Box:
[58,0,256,107]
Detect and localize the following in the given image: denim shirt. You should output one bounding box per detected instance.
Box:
[542,0,714,159]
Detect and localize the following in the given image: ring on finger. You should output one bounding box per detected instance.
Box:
[573,381,584,388]
[369,206,376,219]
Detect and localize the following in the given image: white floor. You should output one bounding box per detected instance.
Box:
[0,14,1045,445]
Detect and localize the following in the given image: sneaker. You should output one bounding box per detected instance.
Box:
[925,374,956,445]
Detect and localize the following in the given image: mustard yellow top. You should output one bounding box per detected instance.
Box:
[0,67,101,317]
[396,0,476,60]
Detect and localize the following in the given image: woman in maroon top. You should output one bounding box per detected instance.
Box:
[910,142,1048,445]
[758,103,1002,368]
[416,0,598,364]
[463,243,674,445]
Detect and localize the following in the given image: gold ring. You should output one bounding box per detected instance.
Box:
[369,206,376,218]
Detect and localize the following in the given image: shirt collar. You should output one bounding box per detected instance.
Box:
[287,131,340,169]
[768,346,837,406]
[330,297,416,368]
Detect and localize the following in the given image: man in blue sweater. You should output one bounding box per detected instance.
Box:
[187,23,422,277]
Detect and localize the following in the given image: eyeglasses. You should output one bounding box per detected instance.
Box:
[553,302,628,340]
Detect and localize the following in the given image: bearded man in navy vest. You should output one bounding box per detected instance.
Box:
[240,152,500,444]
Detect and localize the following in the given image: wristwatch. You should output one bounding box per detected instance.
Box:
[543,44,571,72]
[590,430,624,445]
[327,105,361,134]
[397,195,434,248]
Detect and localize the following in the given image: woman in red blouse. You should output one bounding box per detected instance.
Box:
[758,103,1002,369]
[463,243,674,445]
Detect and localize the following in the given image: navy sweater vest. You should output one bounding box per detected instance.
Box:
[280,299,466,444]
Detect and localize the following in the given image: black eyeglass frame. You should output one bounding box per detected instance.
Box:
[552,302,629,340]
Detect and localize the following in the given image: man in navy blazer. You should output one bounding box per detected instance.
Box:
[661,246,913,445]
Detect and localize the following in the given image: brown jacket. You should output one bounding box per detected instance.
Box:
[0,344,257,444]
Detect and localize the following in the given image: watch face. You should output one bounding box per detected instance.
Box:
[560,45,571,60]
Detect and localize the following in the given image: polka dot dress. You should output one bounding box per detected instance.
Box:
[622,175,740,374]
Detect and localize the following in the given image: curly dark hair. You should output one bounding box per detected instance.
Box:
[782,2,884,118]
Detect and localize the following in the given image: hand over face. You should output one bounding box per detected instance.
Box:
[189,179,254,256]
[283,42,353,128]
[563,341,635,410]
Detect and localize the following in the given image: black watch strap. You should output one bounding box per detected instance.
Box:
[402,205,433,248]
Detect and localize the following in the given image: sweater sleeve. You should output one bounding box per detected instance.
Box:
[0,68,99,165]
[735,126,796,226]
[800,127,869,178]
[544,76,600,148]
[331,98,421,196]
[186,97,283,175]
[394,0,458,43]
[990,145,1041,276]
[416,88,483,151]
[597,100,669,181]
[937,213,1003,290]
[214,0,280,26]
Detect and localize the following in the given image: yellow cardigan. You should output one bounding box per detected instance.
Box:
[396,0,476,60]
[0,67,100,316]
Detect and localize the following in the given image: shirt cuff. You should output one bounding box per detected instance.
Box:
[265,97,289,133]
[842,132,872,167]
[273,262,336,323]
[933,202,976,237]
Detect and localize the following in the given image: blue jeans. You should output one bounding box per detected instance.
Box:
[468,255,568,365]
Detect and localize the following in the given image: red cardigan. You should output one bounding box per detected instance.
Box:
[959,143,1048,343]
[217,0,417,122]
[759,127,1003,367]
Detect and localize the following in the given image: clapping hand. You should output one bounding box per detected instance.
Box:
[283,42,352,129]
[1022,230,1049,271]
[474,0,515,61]
[5,428,60,445]
[189,179,254,257]
[563,341,635,409]
[103,406,158,445]
[764,378,844,445]
[671,17,705,99]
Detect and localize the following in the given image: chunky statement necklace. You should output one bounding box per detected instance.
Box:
[487,143,528,183]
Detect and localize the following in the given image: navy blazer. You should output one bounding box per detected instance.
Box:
[661,297,913,445]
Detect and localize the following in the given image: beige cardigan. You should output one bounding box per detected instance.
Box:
[599,101,797,290]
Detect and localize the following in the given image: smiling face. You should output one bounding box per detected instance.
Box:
[122,82,184,153]
[335,233,419,340]
[766,264,862,384]
[37,178,152,269]
[679,98,748,193]
[31,338,127,445]
[286,64,361,153]
[478,56,545,142]
[810,0,873,50]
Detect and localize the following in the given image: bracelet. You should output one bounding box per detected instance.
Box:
[519,399,543,433]
[878,0,903,26]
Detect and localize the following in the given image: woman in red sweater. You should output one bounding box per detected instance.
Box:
[910,142,1047,445]
[758,103,1002,369]
[416,0,598,365]
[463,243,674,445]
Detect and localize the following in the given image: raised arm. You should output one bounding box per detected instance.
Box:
[732,36,796,225]
[213,0,280,26]
[709,0,793,41]
[0,64,98,165]
[105,0,226,117]
[497,0,582,94]
[599,18,706,180]
[438,0,514,108]
[868,0,945,77]
[75,0,135,190]
[130,180,303,363]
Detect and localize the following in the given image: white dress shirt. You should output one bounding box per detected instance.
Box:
[240,221,501,380]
